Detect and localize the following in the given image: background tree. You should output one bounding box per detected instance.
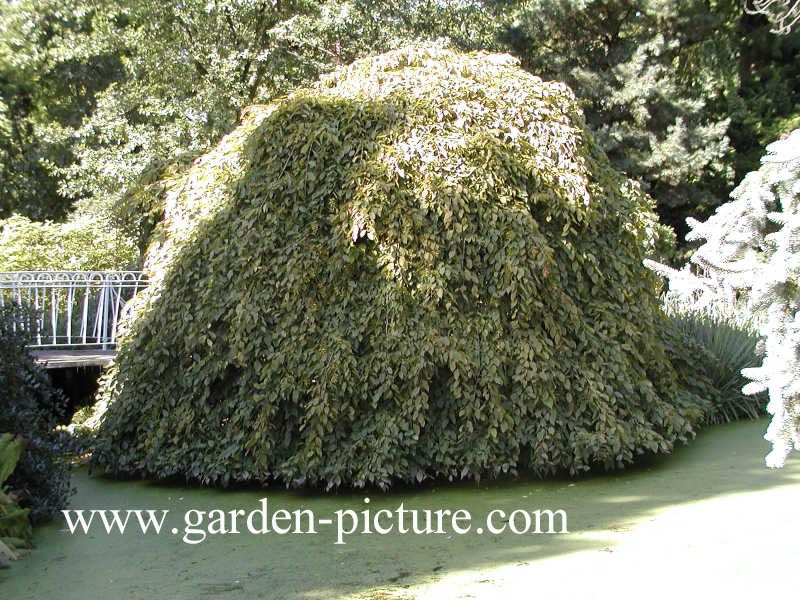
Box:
[1,0,798,262]
[0,0,123,220]
[492,0,799,245]
[58,1,495,237]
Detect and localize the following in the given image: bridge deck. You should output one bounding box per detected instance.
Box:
[32,349,116,369]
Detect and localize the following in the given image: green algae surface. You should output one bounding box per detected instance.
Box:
[2,418,798,599]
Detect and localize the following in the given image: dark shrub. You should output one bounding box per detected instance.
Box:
[0,304,72,521]
[1,433,34,566]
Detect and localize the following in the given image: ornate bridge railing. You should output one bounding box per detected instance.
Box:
[0,271,149,349]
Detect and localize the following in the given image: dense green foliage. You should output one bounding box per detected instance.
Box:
[0,214,138,271]
[2,1,798,259]
[0,433,33,568]
[499,1,800,243]
[0,0,124,220]
[92,48,709,488]
[0,0,493,224]
[0,304,72,521]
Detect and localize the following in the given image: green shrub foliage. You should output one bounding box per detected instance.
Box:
[0,214,139,271]
[92,47,707,488]
[0,304,72,521]
[1,433,34,567]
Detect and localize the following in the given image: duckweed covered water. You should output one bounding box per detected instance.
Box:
[1,418,798,599]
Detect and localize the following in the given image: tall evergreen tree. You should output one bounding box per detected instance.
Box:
[493,0,799,242]
[651,129,800,467]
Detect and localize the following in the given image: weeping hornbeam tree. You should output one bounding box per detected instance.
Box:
[651,129,800,467]
[89,46,712,488]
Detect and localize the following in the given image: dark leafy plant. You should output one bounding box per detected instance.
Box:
[0,303,72,521]
[92,47,710,489]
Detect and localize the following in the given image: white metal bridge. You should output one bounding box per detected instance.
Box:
[0,271,148,367]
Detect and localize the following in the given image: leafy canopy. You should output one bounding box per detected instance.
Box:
[1,0,798,261]
[0,214,138,271]
[92,47,708,488]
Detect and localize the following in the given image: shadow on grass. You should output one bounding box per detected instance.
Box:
[1,418,797,599]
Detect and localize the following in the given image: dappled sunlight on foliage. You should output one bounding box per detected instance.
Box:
[0,214,139,271]
[90,46,711,489]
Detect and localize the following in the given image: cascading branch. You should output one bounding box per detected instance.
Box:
[91,46,708,488]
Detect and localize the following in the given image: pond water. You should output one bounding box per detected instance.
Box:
[1,418,798,599]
